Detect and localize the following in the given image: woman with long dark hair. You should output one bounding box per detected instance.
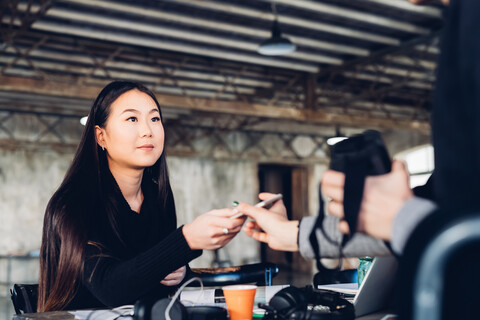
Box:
[38,81,244,311]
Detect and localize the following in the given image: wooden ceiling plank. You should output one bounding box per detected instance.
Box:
[30,21,320,72]
[61,0,394,46]
[269,0,431,35]
[49,3,368,57]
[362,0,442,18]
[171,0,399,45]
[0,75,429,132]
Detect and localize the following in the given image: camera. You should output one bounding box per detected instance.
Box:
[329,130,391,242]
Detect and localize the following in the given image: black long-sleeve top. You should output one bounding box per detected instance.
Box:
[65,176,202,310]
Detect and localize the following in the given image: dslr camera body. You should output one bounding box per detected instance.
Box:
[329,130,391,242]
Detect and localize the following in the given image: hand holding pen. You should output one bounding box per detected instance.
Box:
[234,193,300,252]
[230,193,283,220]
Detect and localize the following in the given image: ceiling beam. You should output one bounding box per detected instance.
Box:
[3,16,320,72]
[0,0,53,47]
[172,0,399,46]
[268,0,431,35]
[32,21,322,73]
[317,30,440,79]
[57,0,369,57]
[42,7,344,64]
[362,0,442,18]
[0,75,429,133]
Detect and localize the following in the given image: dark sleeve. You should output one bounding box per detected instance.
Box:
[83,226,202,307]
[412,173,434,201]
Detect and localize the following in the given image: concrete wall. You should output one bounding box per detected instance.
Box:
[0,111,431,319]
[0,113,431,260]
[168,157,260,267]
[0,150,263,266]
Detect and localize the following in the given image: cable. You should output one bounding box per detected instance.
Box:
[165,277,203,320]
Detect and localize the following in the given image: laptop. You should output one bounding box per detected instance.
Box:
[317,256,398,317]
[354,256,398,317]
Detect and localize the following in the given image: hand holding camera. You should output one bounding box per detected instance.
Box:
[322,160,413,241]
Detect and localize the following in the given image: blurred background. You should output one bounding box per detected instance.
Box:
[0,0,442,318]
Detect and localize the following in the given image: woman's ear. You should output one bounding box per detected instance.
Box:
[95,125,105,149]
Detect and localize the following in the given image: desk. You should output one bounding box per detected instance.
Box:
[12,310,394,320]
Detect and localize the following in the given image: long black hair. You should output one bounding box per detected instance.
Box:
[38,81,174,311]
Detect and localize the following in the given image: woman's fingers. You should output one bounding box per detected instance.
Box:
[338,220,350,234]
[322,185,344,203]
[322,170,345,188]
[244,220,260,230]
[227,225,243,234]
[258,192,277,201]
[321,170,345,202]
[234,203,265,220]
[328,200,344,217]
[244,228,269,243]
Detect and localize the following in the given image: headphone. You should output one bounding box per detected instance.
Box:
[261,286,355,320]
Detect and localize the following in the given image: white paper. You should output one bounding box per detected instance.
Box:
[265,285,290,302]
[316,282,359,295]
[70,305,133,320]
[180,288,216,304]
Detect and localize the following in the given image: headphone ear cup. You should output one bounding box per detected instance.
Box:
[269,286,308,316]
[150,298,187,320]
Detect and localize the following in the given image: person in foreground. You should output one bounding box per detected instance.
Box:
[38,81,245,312]
[236,0,449,261]
[237,161,437,259]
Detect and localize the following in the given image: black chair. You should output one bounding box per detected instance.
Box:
[10,283,38,314]
[400,211,480,320]
[188,262,279,287]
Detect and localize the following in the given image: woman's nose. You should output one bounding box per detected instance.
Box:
[140,120,153,137]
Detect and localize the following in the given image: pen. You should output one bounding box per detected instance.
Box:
[230,194,283,219]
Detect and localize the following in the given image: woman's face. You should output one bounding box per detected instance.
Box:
[96,89,165,171]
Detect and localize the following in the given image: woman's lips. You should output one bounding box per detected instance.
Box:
[138,144,154,150]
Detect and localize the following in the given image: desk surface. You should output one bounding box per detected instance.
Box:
[12,310,395,320]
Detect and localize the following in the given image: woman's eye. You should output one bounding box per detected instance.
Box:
[152,117,161,122]
[127,117,137,122]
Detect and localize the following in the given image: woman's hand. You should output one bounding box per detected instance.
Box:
[321,160,414,240]
[160,266,186,286]
[182,208,246,250]
[237,193,299,252]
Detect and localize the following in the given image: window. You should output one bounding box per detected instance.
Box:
[395,145,434,188]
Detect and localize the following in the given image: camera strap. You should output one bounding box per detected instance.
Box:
[309,155,370,274]
[310,188,343,273]
[342,156,369,245]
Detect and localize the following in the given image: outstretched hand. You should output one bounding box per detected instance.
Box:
[321,160,413,240]
[183,208,246,250]
[236,193,299,252]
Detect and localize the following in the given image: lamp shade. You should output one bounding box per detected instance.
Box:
[327,127,348,146]
[326,136,348,146]
[257,20,296,56]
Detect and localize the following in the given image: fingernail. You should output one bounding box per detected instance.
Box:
[233,208,239,214]
[232,201,239,207]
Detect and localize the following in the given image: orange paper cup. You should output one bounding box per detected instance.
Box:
[222,284,257,320]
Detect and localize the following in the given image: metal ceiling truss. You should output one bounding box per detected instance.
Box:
[0,0,443,135]
[0,109,81,146]
[0,108,329,161]
[0,0,53,49]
